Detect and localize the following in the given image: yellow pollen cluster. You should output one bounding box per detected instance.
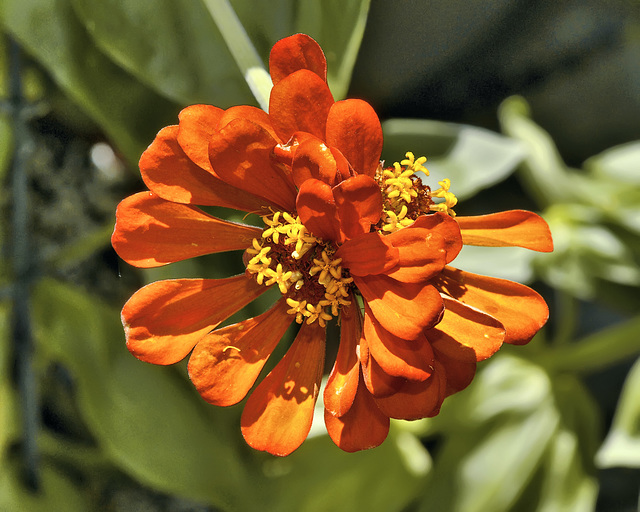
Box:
[430,178,458,217]
[246,214,352,328]
[380,152,424,232]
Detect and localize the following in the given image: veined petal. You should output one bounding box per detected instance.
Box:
[325,99,383,177]
[140,125,270,212]
[209,118,297,211]
[296,178,341,242]
[269,33,327,85]
[373,361,446,420]
[241,322,326,456]
[436,267,549,345]
[122,276,265,365]
[291,136,339,188]
[112,192,261,268]
[269,69,334,142]
[325,376,389,452]
[355,275,444,340]
[188,299,292,406]
[324,298,361,417]
[177,104,224,172]
[426,296,505,362]
[457,210,553,252]
[433,344,476,397]
[217,105,279,142]
[364,305,435,382]
[336,232,398,276]
[333,175,383,239]
[383,227,447,283]
[412,213,463,264]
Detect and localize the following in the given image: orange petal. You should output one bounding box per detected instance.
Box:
[333,174,383,239]
[324,298,362,417]
[360,338,405,398]
[122,276,265,365]
[269,69,334,142]
[269,34,327,85]
[413,213,463,264]
[296,178,341,242]
[140,125,270,212]
[187,299,292,406]
[457,210,553,252]
[383,227,447,283]
[355,275,444,340]
[364,305,435,381]
[112,192,261,268]
[325,376,390,452]
[374,361,446,420]
[241,322,326,456]
[209,118,297,211]
[291,136,339,188]
[433,344,476,397]
[436,267,549,345]
[325,99,383,177]
[335,232,398,276]
[217,105,280,142]
[426,296,505,362]
[177,104,224,172]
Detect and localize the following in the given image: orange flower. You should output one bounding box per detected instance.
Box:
[112,34,553,456]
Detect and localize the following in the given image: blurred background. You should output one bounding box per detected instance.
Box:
[1,0,639,510]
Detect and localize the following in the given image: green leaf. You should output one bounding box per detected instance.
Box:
[585,141,640,185]
[71,0,254,107]
[0,0,179,166]
[596,357,640,468]
[452,245,536,283]
[0,302,17,458]
[31,278,261,511]
[382,118,525,200]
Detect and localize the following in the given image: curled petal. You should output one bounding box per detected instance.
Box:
[269,33,327,85]
[188,299,292,406]
[291,136,339,187]
[457,210,553,252]
[140,126,270,212]
[355,275,444,340]
[269,69,334,142]
[335,232,398,276]
[360,335,404,398]
[209,118,297,211]
[325,377,389,452]
[122,276,265,365]
[177,104,224,172]
[217,105,279,141]
[374,361,446,420]
[241,322,326,456]
[383,227,447,283]
[324,298,362,417]
[333,174,383,239]
[412,213,463,264]
[364,305,435,382]
[112,192,260,267]
[432,344,476,397]
[296,179,341,242]
[426,296,505,362]
[436,267,549,345]
[325,99,383,177]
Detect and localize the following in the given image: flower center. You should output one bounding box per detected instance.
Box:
[375,152,458,233]
[245,211,353,327]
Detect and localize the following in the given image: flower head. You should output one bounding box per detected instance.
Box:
[112,34,553,456]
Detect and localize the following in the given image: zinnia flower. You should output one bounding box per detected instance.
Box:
[112,34,553,456]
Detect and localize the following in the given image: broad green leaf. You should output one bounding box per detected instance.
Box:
[585,141,640,185]
[452,245,536,283]
[416,355,560,512]
[265,429,424,512]
[0,302,16,458]
[596,357,640,468]
[0,0,179,165]
[31,278,261,511]
[382,119,525,200]
[0,116,11,185]
[0,457,89,512]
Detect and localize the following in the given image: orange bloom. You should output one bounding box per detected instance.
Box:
[112,34,553,456]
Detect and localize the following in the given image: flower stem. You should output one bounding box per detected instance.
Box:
[202,0,272,111]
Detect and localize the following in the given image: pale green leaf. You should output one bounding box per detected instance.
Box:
[585,141,640,185]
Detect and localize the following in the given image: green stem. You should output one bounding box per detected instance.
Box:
[202,0,272,111]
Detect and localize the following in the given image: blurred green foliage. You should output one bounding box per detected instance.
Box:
[1,1,639,511]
